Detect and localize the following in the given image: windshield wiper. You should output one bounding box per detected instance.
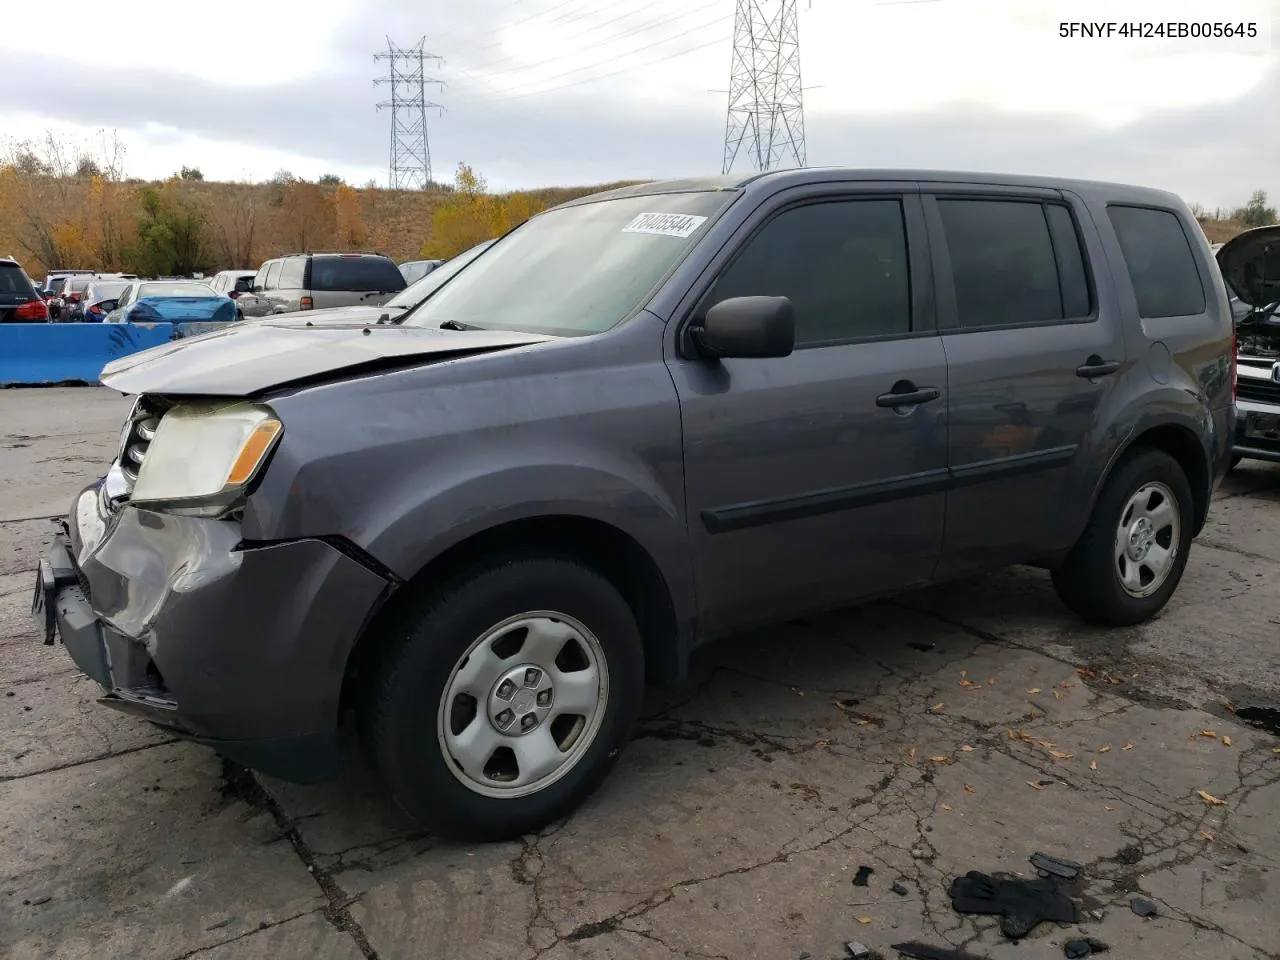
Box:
[439,318,483,331]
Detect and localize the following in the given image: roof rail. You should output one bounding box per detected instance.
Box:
[277,250,389,259]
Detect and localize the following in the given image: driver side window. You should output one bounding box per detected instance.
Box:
[709,198,913,346]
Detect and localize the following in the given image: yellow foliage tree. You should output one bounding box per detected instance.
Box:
[277,181,335,252]
[420,163,548,259]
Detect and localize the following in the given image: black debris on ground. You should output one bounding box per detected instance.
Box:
[853,865,875,887]
[1130,897,1159,918]
[1030,851,1083,880]
[949,870,1078,939]
[890,881,909,896]
[1064,937,1110,958]
[891,942,988,960]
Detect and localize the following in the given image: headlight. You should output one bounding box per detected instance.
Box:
[130,401,283,515]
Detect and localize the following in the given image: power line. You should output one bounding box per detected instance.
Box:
[452,11,732,103]
[722,0,806,174]
[455,0,710,77]
[374,37,445,190]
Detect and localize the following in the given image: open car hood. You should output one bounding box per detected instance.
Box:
[100,315,556,396]
[1217,225,1280,307]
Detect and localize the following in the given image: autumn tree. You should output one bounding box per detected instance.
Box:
[1234,190,1278,229]
[333,184,368,248]
[276,180,335,251]
[210,182,261,268]
[420,163,547,259]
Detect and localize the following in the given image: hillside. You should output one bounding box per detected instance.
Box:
[0,162,1263,278]
[0,167,641,277]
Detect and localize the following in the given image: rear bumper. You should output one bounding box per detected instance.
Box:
[36,481,391,782]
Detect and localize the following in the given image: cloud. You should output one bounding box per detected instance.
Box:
[0,0,1276,208]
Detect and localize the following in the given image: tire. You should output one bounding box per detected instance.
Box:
[359,555,645,841]
[1052,447,1194,626]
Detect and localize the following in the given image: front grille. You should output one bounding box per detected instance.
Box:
[1237,378,1280,405]
[118,397,165,489]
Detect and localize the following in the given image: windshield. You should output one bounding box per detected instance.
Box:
[393,242,495,314]
[408,190,737,336]
[138,282,218,298]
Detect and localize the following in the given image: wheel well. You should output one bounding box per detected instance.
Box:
[1125,424,1210,532]
[340,516,682,711]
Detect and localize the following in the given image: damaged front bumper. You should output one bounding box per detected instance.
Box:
[31,479,390,783]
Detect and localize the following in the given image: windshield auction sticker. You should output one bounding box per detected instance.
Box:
[622,213,709,239]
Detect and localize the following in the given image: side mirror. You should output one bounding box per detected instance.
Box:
[692,296,795,359]
[252,285,263,294]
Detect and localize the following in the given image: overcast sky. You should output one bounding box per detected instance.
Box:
[1,0,1277,209]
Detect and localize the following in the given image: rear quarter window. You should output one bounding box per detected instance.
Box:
[1106,204,1206,318]
[277,258,306,290]
[310,257,406,293]
[0,265,36,295]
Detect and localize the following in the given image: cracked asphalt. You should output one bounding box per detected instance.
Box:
[2,387,1279,960]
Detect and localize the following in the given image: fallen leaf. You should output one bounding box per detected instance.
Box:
[1200,830,1215,841]
[1222,736,1232,747]
[959,679,979,689]
[1077,667,1096,678]
[941,804,953,812]
[1099,745,1112,754]
[1199,729,1217,739]
[964,783,976,793]
[1027,687,1042,694]
[857,916,872,925]
[1104,805,1115,811]
[1049,750,1074,760]
[1007,729,1034,742]
[931,703,946,711]
[857,719,871,726]
[1198,790,1227,806]
[930,756,954,764]
[1089,760,1098,771]
[812,739,830,749]
[1122,743,1134,751]
[1027,780,1046,790]
[1059,681,1075,689]
[908,747,917,759]
[960,745,975,752]
[1272,748,1280,755]
[987,677,997,686]
[1053,690,1063,700]
[959,670,967,678]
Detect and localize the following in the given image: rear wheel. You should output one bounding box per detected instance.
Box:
[359,556,645,841]
[1052,448,1194,626]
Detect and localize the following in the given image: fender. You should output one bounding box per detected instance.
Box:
[1079,401,1214,542]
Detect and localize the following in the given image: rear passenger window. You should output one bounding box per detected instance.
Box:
[937,199,1091,328]
[310,257,407,293]
[277,258,306,290]
[263,262,282,290]
[711,199,912,344]
[1106,205,1206,318]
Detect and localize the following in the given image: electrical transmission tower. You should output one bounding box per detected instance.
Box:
[374,37,445,190]
[721,0,806,175]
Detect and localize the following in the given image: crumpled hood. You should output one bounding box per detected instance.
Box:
[100,315,557,396]
[1217,225,1280,307]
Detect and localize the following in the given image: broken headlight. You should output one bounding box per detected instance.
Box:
[129,401,283,517]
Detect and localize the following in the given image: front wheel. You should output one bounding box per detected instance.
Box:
[1052,448,1194,626]
[359,556,645,841]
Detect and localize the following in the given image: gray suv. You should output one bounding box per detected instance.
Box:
[250,251,406,315]
[32,169,1235,841]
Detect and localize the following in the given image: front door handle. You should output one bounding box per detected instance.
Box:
[876,381,942,408]
[1076,356,1121,379]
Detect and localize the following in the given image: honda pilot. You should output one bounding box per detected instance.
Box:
[33,169,1235,841]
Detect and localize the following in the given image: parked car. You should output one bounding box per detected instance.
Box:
[33,169,1234,842]
[250,252,406,315]
[78,279,134,322]
[1,256,50,322]
[207,269,270,319]
[58,274,131,322]
[102,280,236,324]
[248,240,497,328]
[399,258,444,285]
[1220,224,1280,467]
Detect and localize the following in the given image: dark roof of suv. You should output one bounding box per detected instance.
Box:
[555,167,1186,211]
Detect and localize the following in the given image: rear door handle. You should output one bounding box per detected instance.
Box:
[876,382,941,408]
[1076,356,1120,379]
